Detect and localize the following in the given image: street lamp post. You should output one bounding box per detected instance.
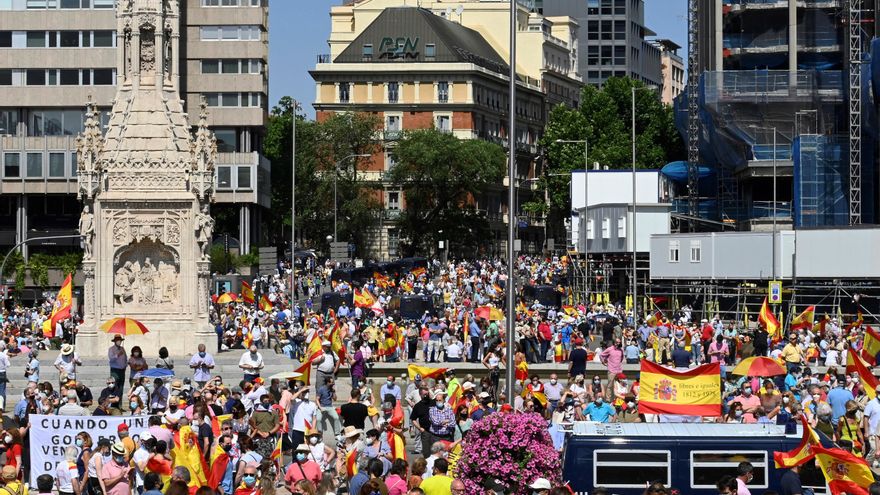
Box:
[333,153,370,243]
[630,85,656,324]
[555,138,588,305]
[505,0,516,406]
[291,99,297,302]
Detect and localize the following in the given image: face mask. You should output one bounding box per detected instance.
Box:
[75,438,84,447]
[436,401,445,409]
[302,393,309,402]
[595,398,603,405]
[199,352,206,358]
[735,410,743,417]
[627,401,635,409]
[114,455,125,464]
[261,402,270,410]
[192,420,200,427]
[743,387,752,395]
[783,397,790,404]
[242,475,256,487]
[813,394,821,401]
[295,453,306,462]
[4,435,11,444]
[387,380,393,387]
[550,379,557,385]
[222,444,232,452]
[309,437,318,445]
[130,402,138,410]
[593,379,601,384]
[620,380,628,386]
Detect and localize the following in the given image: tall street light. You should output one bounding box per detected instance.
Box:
[631,85,656,324]
[290,99,298,302]
[505,0,517,406]
[334,153,370,242]
[555,138,588,306]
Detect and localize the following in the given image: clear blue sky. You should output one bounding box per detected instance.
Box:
[268,1,688,117]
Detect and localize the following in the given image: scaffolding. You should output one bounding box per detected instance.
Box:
[848,0,863,225]
[687,0,701,227]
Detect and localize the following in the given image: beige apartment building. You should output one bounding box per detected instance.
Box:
[0,0,269,280]
[312,0,582,259]
[654,39,684,106]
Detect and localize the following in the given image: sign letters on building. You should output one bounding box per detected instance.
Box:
[379,37,420,60]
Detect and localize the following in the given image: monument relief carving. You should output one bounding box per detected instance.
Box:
[114,240,179,307]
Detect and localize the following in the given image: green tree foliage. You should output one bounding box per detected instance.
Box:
[533,77,684,228]
[388,129,506,255]
[262,97,381,255]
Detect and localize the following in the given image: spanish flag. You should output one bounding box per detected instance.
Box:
[345,449,358,478]
[407,364,446,381]
[270,435,282,461]
[373,272,390,289]
[846,311,865,332]
[242,331,253,349]
[294,360,312,387]
[813,445,874,495]
[206,445,230,490]
[774,415,821,468]
[353,288,375,308]
[258,294,273,312]
[790,305,815,331]
[303,334,323,363]
[515,360,529,382]
[170,425,208,488]
[47,273,73,336]
[210,413,233,437]
[637,360,721,416]
[240,281,255,305]
[759,297,781,340]
[411,266,426,278]
[400,280,413,293]
[561,305,578,317]
[447,381,462,407]
[861,326,880,365]
[330,325,347,362]
[646,310,663,328]
[146,455,173,490]
[846,352,879,399]
[387,401,406,461]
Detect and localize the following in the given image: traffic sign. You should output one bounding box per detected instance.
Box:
[768,280,782,304]
[330,241,348,261]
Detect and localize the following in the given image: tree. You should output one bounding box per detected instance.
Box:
[387,129,506,256]
[531,77,685,236]
[262,98,381,255]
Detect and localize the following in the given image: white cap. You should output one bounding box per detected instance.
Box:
[529,478,552,490]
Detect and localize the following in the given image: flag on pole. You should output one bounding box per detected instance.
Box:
[270,435,282,460]
[646,310,663,328]
[411,266,426,278]
[303,334,323,363]
[861,326,880,366]
[759,297,781,340]
[637,360,721,416]
[407,364,446,381]
[345,449,358,478]
[812,445,874,495]
[258,294,273,312]
[790,305,815,331]
[846,351,880,399]
[294,360,312,387]
[774,415,822,468]
[46,274,73,336]
[240,281,255,304]
[354,288,375,308]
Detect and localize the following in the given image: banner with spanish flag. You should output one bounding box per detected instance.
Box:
[240,281,255,304]
[813,445,874,495]
[258,294,273,312]
[846,351,879,399]
[862,326,880,366]
[637,360,721,416]
[407,364,446,381]
[46,274,73,336]
[759,297,781,340]
[774,415,821,468]
[790,305,815,331]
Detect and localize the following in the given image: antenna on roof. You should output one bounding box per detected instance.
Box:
[445,6,452,18]
[456,4,463,23]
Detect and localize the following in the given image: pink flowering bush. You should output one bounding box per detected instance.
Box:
[455,412,561,494]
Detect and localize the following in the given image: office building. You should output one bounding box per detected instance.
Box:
[538,0,662,87]
[0,0,270,260]
[312,0,583,259]
[654,39,684,106]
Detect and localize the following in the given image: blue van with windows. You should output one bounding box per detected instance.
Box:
[561,422,830,495]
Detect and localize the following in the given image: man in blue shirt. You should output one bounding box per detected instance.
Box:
[826,377,854,426]
[584,397,616,423]
[783,366,802,392]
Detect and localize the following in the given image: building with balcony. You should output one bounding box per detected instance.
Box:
[538,0,662,88]
[312,1,583,259]
[654,39,684,106]
[0,0,270,258]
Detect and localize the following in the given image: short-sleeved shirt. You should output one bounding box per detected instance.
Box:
[778,469,802,495]
[283,460,321,486]
[101,460,130,495]
[317,385,333,407]
[55,461,77,492]
[569,348,588,377]
[189,354,215,383]
[251,410,279,433]
[290,400,317,432]
[340,402,369,428]
[420,474,453,495]
[864,397,880,435]
[584,402,615,423]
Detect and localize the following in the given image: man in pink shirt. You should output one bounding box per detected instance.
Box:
[101,442,132,495]
[732,383,762,423]
[599,339,625,399]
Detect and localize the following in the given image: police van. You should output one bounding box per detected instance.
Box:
[561,422,830,495]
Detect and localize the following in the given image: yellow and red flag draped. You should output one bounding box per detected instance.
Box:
[407,364,446,381]
[387,401,406,461]
[515,360,529,382]
[47,274,73,335]
[846,352,880,399]
[646,310,663,328]
[861,326,880,365]
[303,334,323,363]
[345,449,358,478]
[411,266,426,278]
[447,381,462,407]
[759,297,781,340]
[294,360,312,387]
[206,445,230,489]
[242,331,253,349]
[146,455,173,490]
[774,416,821,468]
[258,294,273,312]
[400,280,414,293]
[373,272,390,289]
[790,305,815,331]
[846,311,865,332]
[240,281,255,304]
[330,325,347,362]
[170,425,208,489]
[813,445,874,495]
[211,413,233,437]
[637,360,721,416]
[354,288,375,308]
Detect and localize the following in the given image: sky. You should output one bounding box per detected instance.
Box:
[268,1,688,117]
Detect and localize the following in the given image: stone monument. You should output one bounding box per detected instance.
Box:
[75,0,216,356]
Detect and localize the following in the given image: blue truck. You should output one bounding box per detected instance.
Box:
[561,422,832,495]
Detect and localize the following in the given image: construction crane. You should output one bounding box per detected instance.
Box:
[686,0,700,231]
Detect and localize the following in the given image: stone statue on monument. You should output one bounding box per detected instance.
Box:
[79,204,95,259]
[195,204,214,260]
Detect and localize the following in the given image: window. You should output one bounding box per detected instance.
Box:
[425,43,436,59]
[217,166,231,188]
[0,111,18,135]
[586,218,594,240]
[0,32,10,48]
[26,152,42,177]
[0,70,10,86]
[3,153,19,177]
[93,30,113,46]
[587,21,598,40]
[388,228,399,257]
[48,152,65,177]
[200,26,219,40]
[237,166,251,189]
[384,151,397,171]
[93,69,113,85]
[26,69,45,85]
[214,129,237,152]
[690,240,702,263]
[386,114,400,132]
[691,452,768,489]
[668,240,679,262]
[594,450,670,488]
[601,217,610,239]
[93,0,113,7]
[387,82,399,103]
[437,81,449,103]
[222,59,239,73]
[221,93,239,107]
[202,60,219,73]
[618,215,626,237]
[387,190,400,210]
[60,30,79,47]
[60,69,79,85]
[435,115,450,132]
[362,44,372,60]
[338,82,350,103]
[70,152,77,176]
[26,31,45,47]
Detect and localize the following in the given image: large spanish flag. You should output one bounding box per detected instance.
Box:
[759,297,781,340]
[353,288,375,308]
[407,364,446,381]
[861,326,880,365]
[637,360,721,416]
[47,274,73,335]
[240,281,255,304]
[790,305,815,331]
[258,294,273,312]
[813,445,874,495]
[774,415,821,468]
[303,333,323,363]
[294,360,312,387]
[846,351,879,399]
